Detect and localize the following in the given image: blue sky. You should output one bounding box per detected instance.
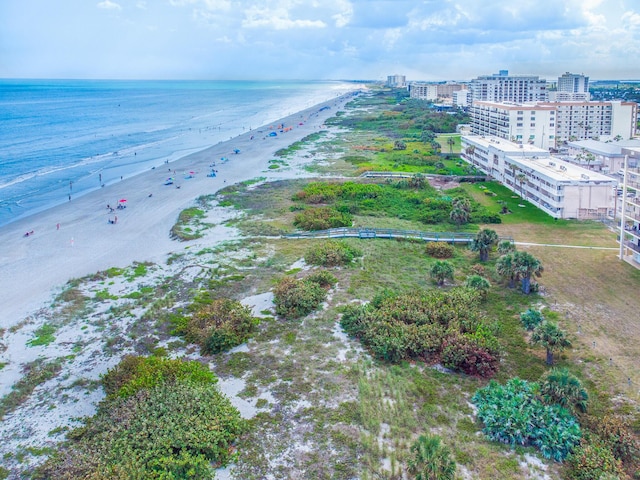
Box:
[1,0,639,81]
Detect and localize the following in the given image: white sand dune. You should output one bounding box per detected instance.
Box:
[0,94,355,330]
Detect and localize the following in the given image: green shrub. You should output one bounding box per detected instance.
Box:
[464,275,491,299]
[520,308,544,331]
[34,379,245,479]
[304,240,362,266]
[306,270,338,288]
[408,434,456,480]
[273,276,329,319]
[472,377,581,461]
[425,242,454,259]
[539,367,589,414]
[441,333,499,377]
[565,437,627,480]
[340,288,500,376]
[582,414,640,467]
[101,355,215,398]
[293,207,352,230]
[186,298,258,354]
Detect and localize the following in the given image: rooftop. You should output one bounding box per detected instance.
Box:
[510,155,616,183]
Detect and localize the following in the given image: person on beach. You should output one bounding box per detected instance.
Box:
[56,223,60,230]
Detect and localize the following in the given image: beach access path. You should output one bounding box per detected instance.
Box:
[0,93,355,329]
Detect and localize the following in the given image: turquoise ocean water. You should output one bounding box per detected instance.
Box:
[0,79,356,227]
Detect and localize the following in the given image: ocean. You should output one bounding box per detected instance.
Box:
[0,79,356,227]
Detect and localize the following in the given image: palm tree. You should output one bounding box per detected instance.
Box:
[430,260,454,286]
[497,240,515,255]
[450,197,471,226]
[465,275,491,299]
[516,172,527,197]
[408,434,456,480]
[530,321,571,365]
[408,174,426,189]
[449,207,469,226]
[495,253,518,288]
[539,367,589,413]
[470,228,499,262]
[447,137,455,154]
[512,250,543,294]
[584,152,596,170]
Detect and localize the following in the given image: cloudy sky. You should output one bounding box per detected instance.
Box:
[1,0,639,81]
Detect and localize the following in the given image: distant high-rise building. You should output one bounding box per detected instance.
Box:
[386,75,406,88]
[408,82,463,101]
[551,72,591,101]
[470,70,548,103]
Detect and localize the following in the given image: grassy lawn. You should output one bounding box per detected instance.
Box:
[436,133,462,153]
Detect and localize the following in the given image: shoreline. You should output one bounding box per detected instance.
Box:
[0,91,358,330]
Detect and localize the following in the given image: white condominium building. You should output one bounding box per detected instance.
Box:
[469,100,637,149]
[618,147,640,267]
[469,101,557,150]
[386,75,406,88]
[408,82,464,101]
[552,101,637,144]
[552,72,590,101]
[470,71,548,103]
[461,136,617,219]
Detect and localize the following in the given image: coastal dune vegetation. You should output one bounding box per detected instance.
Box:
[1,87,639,480]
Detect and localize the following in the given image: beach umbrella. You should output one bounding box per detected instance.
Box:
[119,199,127,203]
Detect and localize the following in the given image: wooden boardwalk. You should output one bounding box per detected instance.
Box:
[359,171,489,182]
[284,227,513,244]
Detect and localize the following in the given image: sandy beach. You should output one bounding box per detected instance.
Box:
[0,93,354,331]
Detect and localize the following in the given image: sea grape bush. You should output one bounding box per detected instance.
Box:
[101,355,216,399]
[304,240,363,266]
[293,206,353,230]
[273,274,333,319]
[472,377,581,461]
[425,241,455,258]
[34,357,245,479]
[564,437,627,480]
[170,298,258,355]
[340,287,501,376]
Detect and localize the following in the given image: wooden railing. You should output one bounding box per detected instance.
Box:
[359,171,489,182]
[283,227,513,244]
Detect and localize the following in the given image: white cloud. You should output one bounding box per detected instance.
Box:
[97,0,122,10]
[136,1,147,9]
[242,5,326,30]
[332,0,353,27]
[622,10,640,28]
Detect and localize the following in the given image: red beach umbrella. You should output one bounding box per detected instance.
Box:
[119,199,127,203]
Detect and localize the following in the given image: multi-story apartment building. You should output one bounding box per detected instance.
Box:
[552,101,637,144]
[469,71,548,103]
[461,135,617,219]
[408,82,464,101]
[550,72,590,101]
[469,100,637,149]
[618,147,640,267]
[453,89,472,108]
[386,75,406,88]
[469,101,557,150]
